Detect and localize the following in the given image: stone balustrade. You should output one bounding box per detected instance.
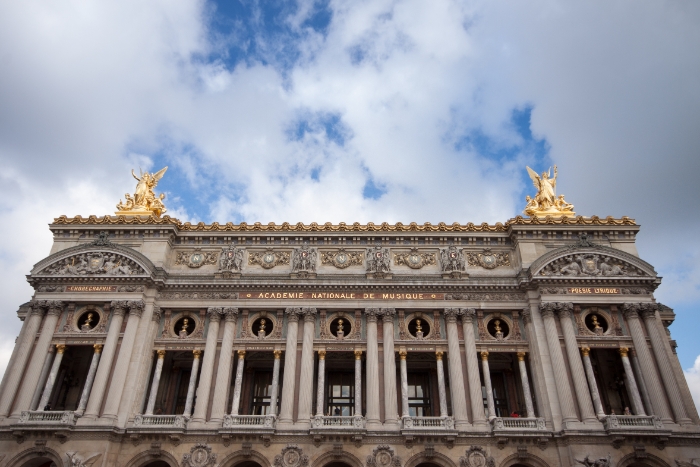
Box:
[401,416,455,431]
[492,417,546,431]
[18,410,77,426]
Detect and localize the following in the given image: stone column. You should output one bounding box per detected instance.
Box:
[270,350,282,416]
[556,303,598,423]
[623,304,673,422]
[517,352,536,418]
[481,351,496,419]
[380,308,399,426]
[12,301,64,415]
[210,307,239,422]
[619,347,645,415]
[580,347,605,419]
[30,346,56,411]
[145,350,166,415]
[640,304,690,424]
[539,303,578,425]
[461,309,487,426]
[296,308,317,426]
[354,350,363,416]
[83,301,127,419]
[230,350,246,415]
[0,308,33,412]
[436,351,449,417]
[102,300,144,420]
[191,307,222,423]
[399,349,409,417]
[75,344,102,416]
[316,350,326,416]
[38,344,66,411]
[365,308,381,429]
[630,349,653,416]
[278,308,300,427]
[183,349,201,417]
[444,308,469,428]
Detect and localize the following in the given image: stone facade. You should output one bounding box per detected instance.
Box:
[0,214,699,467]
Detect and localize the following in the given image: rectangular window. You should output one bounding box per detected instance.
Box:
[251,371,273,415]
[407,372,431,417]
[327,372,354,416]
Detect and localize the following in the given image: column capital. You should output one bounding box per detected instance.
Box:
[435,351,444,361]
[156,349,166,358]
[638,303,658,320]
[539,302,556,318]
[517,351,527,361]
[193,349,202,358]
[555,302,574,318]
[444,308,460,322]
[274,350,283,359]
[223,307,239,322]
[302,307,317,321]
[399,349,407,359]
[354,350,363,360]
[29,303,46,317]
[318,350,326,360]
[111,300,129,316]
[39,300,65,316]
[285,307,301,322]
[207,307,223,322]
[581,346,591,357]
[622,303,640,319]
[365,307,380,322]
[522,309,531,324]
[619,347,629,357]
[152,306,162,322]
[481,351,489,361]
[127,300,145,317]
[460,308,476,323]
[379,308,396,322]
[56,344,66,354]
[237,350,246,359]
[93,344,103,354]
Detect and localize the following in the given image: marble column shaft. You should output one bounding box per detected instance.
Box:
[278,308,300,425]
[623,305,673,422]
[365,309,381,428]
[0,310,33,412]
[210,308,238,422]
[183,350,201,417]
[619,348,645,415]
[102,301,144,419]
[316,350,326,416]
[399,350,409,417]
[436,351,448,417]
[12,302,63,415]
[445,309,469,427]
[354,350,363,416]
[230,350,246,415]
[580,347,605,418]
[191,308,221,422]
[296,308,317,425]
[145,350,166,415]
[540,304,578,423]
[38,344,66,411]
[517,352,536,418]
[481,352,496,419]
[461,309,487,425]
[630,350,653,416]
[557,306,597,423]
[270,350,282,416]
[381,309,399,425]
[641,307,690,423]
[31,346,55,411]
[76,344,103,415]
[83,303,127,419]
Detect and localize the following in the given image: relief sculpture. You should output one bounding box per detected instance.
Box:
[40,252,144,276]
[540,253,641,277]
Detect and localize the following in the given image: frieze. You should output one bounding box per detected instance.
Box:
[249,249,291,269]
[240,291,444,300]
[36,285,146,293]
[445,292,525,301]
[466,249,511,269]
[38,252,145,276]
[542,287,648,295]
[176,249,218,268]
[158,291,239,300]
[394,249,436,269]
[539,253,644,277]
[321,249,364,269]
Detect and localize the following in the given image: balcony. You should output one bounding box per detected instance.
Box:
[310,415,366,433]
[17,410,77,426]
[492,417,547,432]
[222,414,276,434]
[401,416,456,434]
[130,414,186,434]
[603,414,668,434]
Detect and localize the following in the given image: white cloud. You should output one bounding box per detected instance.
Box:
[684,355,700,413]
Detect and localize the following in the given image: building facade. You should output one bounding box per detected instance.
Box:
[0,214,699,467]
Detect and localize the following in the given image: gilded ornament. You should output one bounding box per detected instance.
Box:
[321,248,363,269]
[248,249,291,269]
[116,167,168,217]
[394,248,436,269]
[175,249,218,268]
[524,165,575,218]
[467,248,510,269]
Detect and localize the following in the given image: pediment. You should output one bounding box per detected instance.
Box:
[529,246,656,279]
[32,243,154,277]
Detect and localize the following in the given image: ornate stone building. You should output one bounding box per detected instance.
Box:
[0,214,699,467]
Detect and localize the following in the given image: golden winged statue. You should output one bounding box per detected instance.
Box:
[116,167,168,216]
[524,165,575,217]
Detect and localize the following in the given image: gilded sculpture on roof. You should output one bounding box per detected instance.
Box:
[116,167,168,216]
[524,165,575,217]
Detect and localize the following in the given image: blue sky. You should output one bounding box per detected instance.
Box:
[1,0,700,404]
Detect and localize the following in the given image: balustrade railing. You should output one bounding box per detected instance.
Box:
[18,410,77,425]
[402,416,455,430]
[223,414,276,429]
[492,417,546,431]
[603,414,663,430]
[312,415,365,429]
[133,414,185,428]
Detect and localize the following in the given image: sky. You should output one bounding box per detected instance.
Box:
[0,0,699,407]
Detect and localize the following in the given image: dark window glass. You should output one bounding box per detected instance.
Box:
[407,372,431,417]
[251,371,273,415]
[327,372,354,416]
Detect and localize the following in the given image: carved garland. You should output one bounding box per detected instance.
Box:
[394,249,436,269]
[466,249,511,269]
[248,249,291,269]
[321,249,364,269]
[175,249,218,268]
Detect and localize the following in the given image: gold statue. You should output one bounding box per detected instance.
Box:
[337,319,344,332]
[179,318,189,338]
[524,165,575,218]
[116,167,168,217]
[415,319,422,333]
[260,318,266,332]
[81,312,94,331]
[493,319,504,339]
[590,315,604,336]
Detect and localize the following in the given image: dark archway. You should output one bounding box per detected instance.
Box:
[415,463,443,467]
[141,463,171,467]
[323,463,354,467]
[19,460,57,467]
[233,462,264,467]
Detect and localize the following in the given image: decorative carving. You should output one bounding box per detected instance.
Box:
[511,311,522,340]
[394,249,436,269]
[319,310,329,339]
[175,249,218,268]
[366,244,391,276]
[292,243,317,273]
[524,165,575,218]
[40,252,145,276]
[467,249,510,269]
[274,444,309,467]
[275,310,284,338]
[431,310,442,340]
[182,443,217,467]
[219,244,244,272]
[249,249,291,269]
[322,249,363,269]
[539,253,641,277]
[66,452,102,467]
[398,310,408,339]
[439,246,465,275]
[574,455,611,467]
[459,446,495,467]
[159,291,238,300]
[91,231,112,246]
[367,445,401,467]
[445,292,525,301]
[116,166,168,216]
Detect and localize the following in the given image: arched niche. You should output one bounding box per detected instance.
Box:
[312,451,364,467]
[498,452,552,467]
[404,451,458,467]
[617,453,671,467]
[6,448,63,467]
[218,450,272,467]
[123,451,179,467]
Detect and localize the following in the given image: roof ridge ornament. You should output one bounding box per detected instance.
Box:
[524,164,576,218]
[115,166,168,217]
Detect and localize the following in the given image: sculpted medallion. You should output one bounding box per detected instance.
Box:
[274,445,309,467]
[321,248,363,269]
[182,443,217,467]
[459,446,495,467]
[466,248,510,269]
[366,445,401,467]
[249,249,291,269]
[176,249,218,268]
[394,248,436,269]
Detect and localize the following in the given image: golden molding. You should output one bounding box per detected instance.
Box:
[52,215,637,231]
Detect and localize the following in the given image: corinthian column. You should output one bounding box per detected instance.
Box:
[640,304,690,424]
[444,308,469,429]
[354,350,363,416]
[316,350,326,416]
[38,344,66,411]
[580,347,605,419]
[191,307,222,423]
[630,349,653,415]
[539,303,577,425]
[183,350,201,417]
[461,309,487,426]
[145,350,166,415]
[12,301,64,416]
[296,307,317,427]
[365,308,381,429]
[76,344,102,416]
[30,346,56,411]
[270,350,282,415]
[399,350,409,418]
[436,351,448,417]
[556,303,597,423]
[380,308,399,427]
[619,348,645,415]
[83,301,127,420]
[230,350,246,415]
[517,352,536,418]
[481,352,496,419]
[0,307,34,414]
[210,307,239,422]
[623,304,672,423]
[278,308,300,428]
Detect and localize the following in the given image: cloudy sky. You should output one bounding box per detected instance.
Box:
[1,0,699,406]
